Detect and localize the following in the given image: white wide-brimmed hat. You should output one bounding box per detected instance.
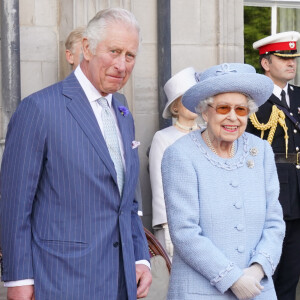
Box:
[163,67,197,119]
[253,31,300,57]
[181,63,274,113]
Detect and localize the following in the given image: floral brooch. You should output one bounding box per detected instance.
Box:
[118,106,129,117]
[247,160,255,169]
[249,147,258,156]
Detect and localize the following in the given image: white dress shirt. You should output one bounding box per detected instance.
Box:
[273,83,290,107]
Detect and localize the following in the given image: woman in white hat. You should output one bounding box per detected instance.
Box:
[149,67,200,259]
[161,63,285,299]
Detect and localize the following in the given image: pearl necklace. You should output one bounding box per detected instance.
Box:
[204,130,235,158]
[175,120,198,131]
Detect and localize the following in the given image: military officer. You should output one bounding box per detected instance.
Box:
[247,31,300,300]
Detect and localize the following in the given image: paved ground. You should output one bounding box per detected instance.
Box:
[0,281,299,299]
[0,283,6,299]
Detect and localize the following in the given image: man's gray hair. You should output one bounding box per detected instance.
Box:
[196,96,258,124]
[84,8,141,54]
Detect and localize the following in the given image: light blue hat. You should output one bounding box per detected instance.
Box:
[181,63,274,113]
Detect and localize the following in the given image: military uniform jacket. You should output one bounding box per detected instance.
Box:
[247,84,300,220]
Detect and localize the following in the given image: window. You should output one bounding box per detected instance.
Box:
[244,0,300,84]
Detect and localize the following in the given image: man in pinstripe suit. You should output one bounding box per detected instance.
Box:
[0,8,151,300]
[64,25,144,216]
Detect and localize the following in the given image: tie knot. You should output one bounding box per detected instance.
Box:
[98,97,109,109]
[281,90,286,97]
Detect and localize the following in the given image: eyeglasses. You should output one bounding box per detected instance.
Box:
[208,104,249,116]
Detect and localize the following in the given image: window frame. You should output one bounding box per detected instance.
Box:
[244,0,300,34]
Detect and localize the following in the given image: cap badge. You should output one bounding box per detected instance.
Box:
[290,42,296,49]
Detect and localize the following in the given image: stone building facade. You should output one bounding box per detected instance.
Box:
[0,0,244,229]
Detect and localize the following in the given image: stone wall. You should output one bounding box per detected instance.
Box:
[0,0,244,229]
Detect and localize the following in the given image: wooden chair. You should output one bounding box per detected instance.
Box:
[143,227,171,300]
[144,227,171,272]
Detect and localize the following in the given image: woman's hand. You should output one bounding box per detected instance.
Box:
[162,223,173,257]
[230,273,264,300]
[243,263,265,282]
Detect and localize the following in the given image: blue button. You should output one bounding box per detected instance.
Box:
[236,224,244,231]
[234,201,242,209]
[237,246,245,253]
[230,180,239,187]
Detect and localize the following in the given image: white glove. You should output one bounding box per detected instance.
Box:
[231,273,264,300]
[243,263,265,283]
[162,223,173,258]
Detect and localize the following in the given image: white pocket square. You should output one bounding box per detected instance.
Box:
[132,141,140,149]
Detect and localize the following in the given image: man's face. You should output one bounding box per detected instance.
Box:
[82,22,139,96]
[262,55,297,88]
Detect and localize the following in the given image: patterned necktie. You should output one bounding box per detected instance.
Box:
[281,90,289,108]
[98,97,125,195]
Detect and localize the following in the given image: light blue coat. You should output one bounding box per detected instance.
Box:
[162,130,285,300]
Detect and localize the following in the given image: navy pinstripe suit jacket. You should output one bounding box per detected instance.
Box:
[0,72,149,300]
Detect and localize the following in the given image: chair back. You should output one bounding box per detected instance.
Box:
[143,227,171,300]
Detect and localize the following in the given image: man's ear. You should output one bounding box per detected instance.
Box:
[261,57,270,72]
[82,38,93,61]
[65,50,74,65]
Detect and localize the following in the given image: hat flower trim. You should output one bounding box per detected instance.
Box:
[118,106,129,117]
[216,63,237,76]
[195,72,201,82]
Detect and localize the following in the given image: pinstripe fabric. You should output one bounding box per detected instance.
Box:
[113,92,143,214]
[0,72,149,300]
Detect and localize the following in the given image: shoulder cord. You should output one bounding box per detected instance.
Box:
[249,105,289,158]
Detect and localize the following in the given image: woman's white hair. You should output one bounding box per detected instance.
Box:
[84,8,141,54]
[195,95,258,124]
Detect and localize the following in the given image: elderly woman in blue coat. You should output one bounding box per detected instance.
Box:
[161,63,285,300]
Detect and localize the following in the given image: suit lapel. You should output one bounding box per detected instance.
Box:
[289,84,299,112]
[270,86,300,112]
[62,73,118,185]
[269,93,283,108]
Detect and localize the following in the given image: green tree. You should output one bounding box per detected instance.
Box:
[244,6,271,73]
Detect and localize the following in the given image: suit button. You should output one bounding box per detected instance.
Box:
[113,242,119,248]
[290,112,294,116]
[294,129,297,134]
[296,147,299,151]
